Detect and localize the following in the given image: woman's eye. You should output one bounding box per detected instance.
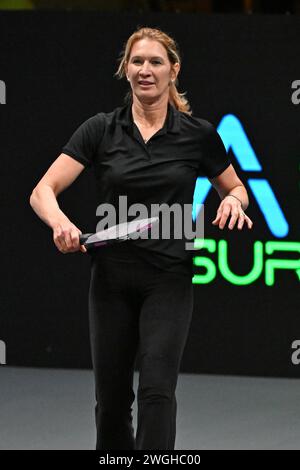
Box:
[132,60,161,64]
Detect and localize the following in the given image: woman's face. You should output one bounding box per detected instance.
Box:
[125,38,179,104]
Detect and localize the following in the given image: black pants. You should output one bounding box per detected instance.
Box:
[88,246,194,450]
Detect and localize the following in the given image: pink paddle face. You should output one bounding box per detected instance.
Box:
[85,217,159,245]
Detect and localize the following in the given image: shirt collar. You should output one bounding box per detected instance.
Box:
[116,101,180,135]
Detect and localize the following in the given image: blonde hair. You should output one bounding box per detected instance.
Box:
[114,26,192,115]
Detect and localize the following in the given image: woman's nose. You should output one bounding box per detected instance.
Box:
[140,61,151,74]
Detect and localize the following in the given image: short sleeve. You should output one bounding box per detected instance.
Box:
[61,113,105,168]
[200,122,231,179]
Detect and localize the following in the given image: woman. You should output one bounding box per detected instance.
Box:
[29,27,253,450]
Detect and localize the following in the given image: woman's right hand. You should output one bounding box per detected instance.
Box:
[52,221,87,254]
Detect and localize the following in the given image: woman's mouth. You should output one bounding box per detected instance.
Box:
[138,82,154,87]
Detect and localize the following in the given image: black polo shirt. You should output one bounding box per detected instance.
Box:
[62,102,231,277]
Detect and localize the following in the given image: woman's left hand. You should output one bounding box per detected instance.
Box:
[212,196,253,230]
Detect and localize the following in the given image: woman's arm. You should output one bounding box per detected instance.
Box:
[209,164,253,230]
[30,184,71,229]
[29,153,87,253]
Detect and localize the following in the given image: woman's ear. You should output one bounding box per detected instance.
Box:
[124,61,129,80]
[172,62,180,81]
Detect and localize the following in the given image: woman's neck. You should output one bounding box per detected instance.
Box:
[131,97,169,128]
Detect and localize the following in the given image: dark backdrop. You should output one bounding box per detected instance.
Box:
[0,12,299,376]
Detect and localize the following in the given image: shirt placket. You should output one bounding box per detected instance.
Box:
[132,124,166,161]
